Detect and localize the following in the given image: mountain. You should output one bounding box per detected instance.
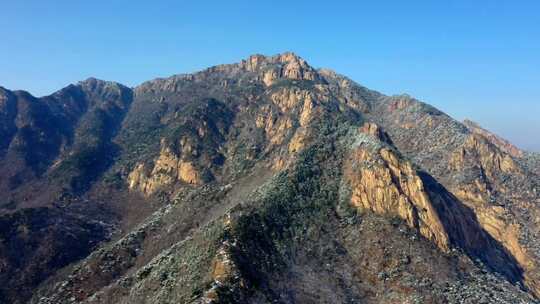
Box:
[0,52,539,304]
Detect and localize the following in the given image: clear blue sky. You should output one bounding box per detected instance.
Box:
[1,1,539,151]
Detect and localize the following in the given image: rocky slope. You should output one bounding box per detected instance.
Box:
[0,52,539,304]
[463,119,524,158]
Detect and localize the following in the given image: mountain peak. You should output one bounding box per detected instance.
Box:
[77,77,128,90]
[0,86,10,98]
[241,52,321,86]
[245,51,305,66]
[274,51,304,63]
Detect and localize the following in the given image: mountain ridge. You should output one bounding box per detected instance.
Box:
[0,52,539,304]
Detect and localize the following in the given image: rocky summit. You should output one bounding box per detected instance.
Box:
[0,52,539,304]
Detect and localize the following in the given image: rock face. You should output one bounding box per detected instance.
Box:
[242,52,321,86]
[447,132,540,295]
[359,122,393,144]
[464,119,524,158]
[451,134,521,178]
[0,53,539,304]
[368,94,540,298]
[345,125,525,285]
[345,143,452,251]
[128,145,205,195]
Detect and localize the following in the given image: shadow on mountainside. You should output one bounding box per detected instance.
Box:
[418,171,525,288]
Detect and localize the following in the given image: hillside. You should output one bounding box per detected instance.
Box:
[0,53,539,304]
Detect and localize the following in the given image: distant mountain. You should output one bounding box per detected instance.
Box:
[1,53,539,304]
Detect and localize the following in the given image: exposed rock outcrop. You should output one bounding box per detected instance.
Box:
[344,143,451,251]
[447,133,540,296]
[242,52,322,86]
[344,130,525,288]
[128,144,206,195]
[359,122,393,144]
[368,90,540,297]
[450,134,521,179]
[464,119,524,158]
